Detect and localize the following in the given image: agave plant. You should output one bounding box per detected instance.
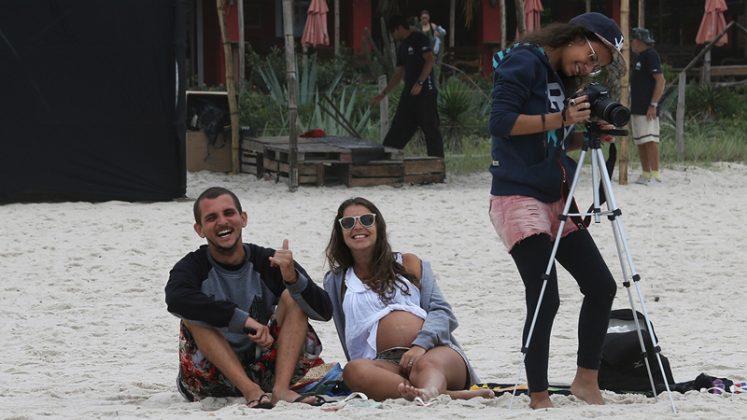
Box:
[438,77,477,152]
[302,87,373,138]
[253,54,343,110]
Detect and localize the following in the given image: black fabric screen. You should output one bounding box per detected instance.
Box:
[0,0,187,202]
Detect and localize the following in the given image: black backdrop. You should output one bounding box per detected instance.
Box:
[0,0,187,202]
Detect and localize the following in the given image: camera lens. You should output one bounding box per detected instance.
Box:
[604,103,631,127]
[591,97,630,127]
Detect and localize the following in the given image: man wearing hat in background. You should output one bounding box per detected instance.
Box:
[630,27,666,185]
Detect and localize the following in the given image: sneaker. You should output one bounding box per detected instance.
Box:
[634,175,651,185]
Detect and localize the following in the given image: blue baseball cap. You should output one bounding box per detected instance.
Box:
[569,12,626,74]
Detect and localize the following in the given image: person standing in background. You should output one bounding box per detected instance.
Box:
[630,27,666,185]
[419,10,446,57]
[373,15,444,158]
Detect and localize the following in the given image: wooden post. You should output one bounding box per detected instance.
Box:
[282,0,299,191]
[675,72,686,161]
[381,17,396,74]
[217,0,240,174]
[334,0,340,55]
[619,0,630,185]
[514,0,525,38]
[449,0,455,48]
[378,75,389,142]
[638,0,645,28]
[585,0,591,13]
[500,0,506,49]
[238,0,245,81]
[703,49,712,85]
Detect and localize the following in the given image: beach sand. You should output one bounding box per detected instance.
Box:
[2,163,746,419]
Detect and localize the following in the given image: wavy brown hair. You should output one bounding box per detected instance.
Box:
[325,197,419,302]
[519,23,601,93]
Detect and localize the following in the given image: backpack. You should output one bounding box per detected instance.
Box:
[598,309,675,393]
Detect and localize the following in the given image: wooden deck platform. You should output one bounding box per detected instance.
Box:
[240,136,445,187]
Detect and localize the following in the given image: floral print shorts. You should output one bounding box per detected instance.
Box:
[176,318,323,401]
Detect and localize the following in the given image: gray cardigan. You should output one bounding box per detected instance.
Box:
[323,258,480,385]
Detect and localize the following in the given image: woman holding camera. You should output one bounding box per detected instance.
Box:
[488,12,624,409]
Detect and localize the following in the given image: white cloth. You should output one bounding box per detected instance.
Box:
[342,258,426,360]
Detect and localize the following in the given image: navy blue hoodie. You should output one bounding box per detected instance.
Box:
[489,44,576,202]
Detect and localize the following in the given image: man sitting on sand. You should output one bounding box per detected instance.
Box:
[165,187,333,408]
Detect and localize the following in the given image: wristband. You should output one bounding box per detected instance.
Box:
[416,80,425,86]
[650,102,658,107]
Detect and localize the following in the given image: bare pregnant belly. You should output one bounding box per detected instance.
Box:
[376,310,425,351]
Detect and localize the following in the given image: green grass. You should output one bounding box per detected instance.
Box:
[434,118,747,176]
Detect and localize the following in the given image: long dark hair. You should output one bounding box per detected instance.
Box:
[519,23,600,92]
[325,197,419,302]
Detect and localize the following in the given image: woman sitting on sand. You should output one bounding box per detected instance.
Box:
[323,197,493,403]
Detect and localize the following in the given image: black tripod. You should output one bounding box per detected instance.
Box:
[510,124,677,414]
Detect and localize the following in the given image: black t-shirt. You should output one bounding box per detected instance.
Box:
[630,47,662,115]
[396,31,434,93]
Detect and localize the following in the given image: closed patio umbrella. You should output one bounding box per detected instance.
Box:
[524,0,543,33]
[696,0,728,46]
[301,0,329,48]
[695,0,728,84]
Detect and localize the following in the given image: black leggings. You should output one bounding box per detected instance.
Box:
[510,229,617,393]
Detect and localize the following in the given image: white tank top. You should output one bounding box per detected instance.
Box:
[343,255,426,360]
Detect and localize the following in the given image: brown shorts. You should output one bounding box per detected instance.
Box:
[374,346,410,364]
[176,318,323,401]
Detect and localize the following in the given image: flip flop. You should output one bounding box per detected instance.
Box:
[247,393,274,409]
[293,394,329,406]
[320,392,371,412]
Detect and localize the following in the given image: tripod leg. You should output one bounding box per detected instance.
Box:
[592,148,678,414]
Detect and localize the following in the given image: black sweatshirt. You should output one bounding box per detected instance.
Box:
[165,243,332,352]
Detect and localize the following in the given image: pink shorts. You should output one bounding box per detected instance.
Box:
[489,195,579,253]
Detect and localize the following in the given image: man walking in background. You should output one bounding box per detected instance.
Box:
[373,15,444,158]
[630,27,666,185]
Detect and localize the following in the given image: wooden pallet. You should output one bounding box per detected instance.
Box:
[404,157,446,184]
[262,158,331,186]
[338,161,404,187]
[240,149,262,177]
[240,135,443,187]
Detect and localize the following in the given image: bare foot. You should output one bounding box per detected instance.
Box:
[397,383,438,402]
[570,381,605,405]
[529,391,553,409]
[270,388,301,404]
[446,388,496,400]
[570,367,605,405]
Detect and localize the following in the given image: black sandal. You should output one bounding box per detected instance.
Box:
[293,394,329,407]
[247,393,274,409]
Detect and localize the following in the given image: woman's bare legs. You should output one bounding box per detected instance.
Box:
[398,346,493,402]
[344,347,493,402]
[343,359,408,401]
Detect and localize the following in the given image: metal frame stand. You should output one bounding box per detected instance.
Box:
[509,125,677,414]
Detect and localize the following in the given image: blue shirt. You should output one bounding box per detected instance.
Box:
[489,44,576,202]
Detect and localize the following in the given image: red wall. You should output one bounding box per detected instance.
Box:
[350,0,372,53]
[203,1,241,86]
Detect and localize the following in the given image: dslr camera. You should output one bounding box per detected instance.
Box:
[570,83,630,127]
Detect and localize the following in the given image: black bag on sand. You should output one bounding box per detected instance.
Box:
[598,309,675,394]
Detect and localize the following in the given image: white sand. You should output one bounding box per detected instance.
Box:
[2,163,746,419]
